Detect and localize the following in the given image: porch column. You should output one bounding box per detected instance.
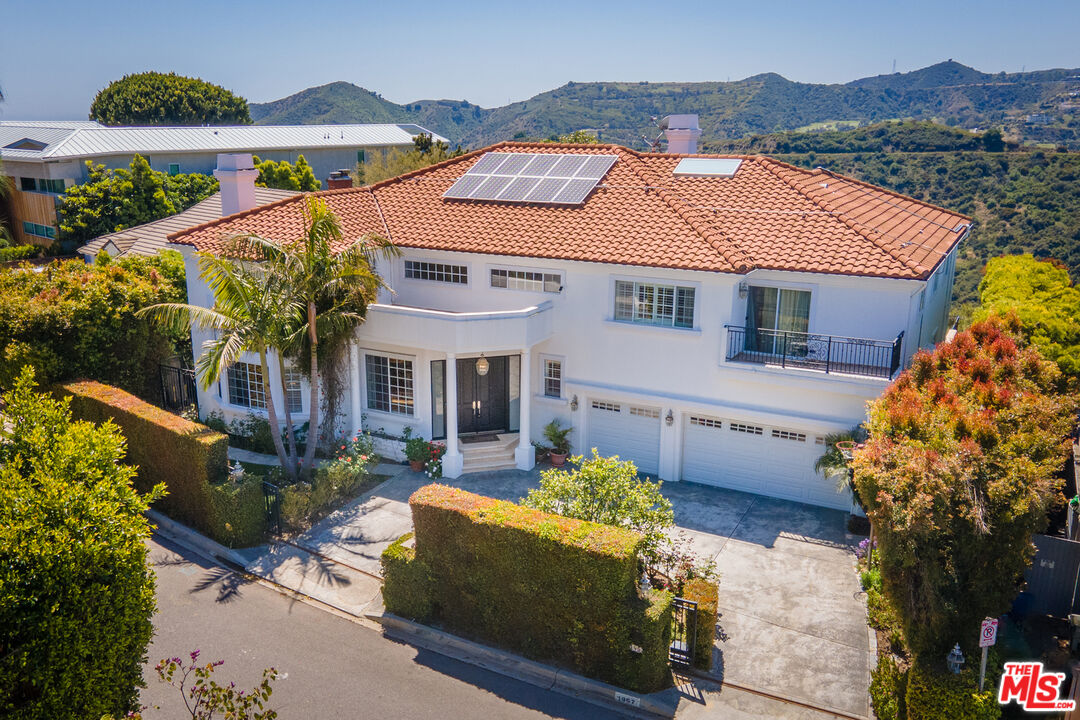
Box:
[515,348,535,470]
[443,352,463,478]
[349,342,361,434]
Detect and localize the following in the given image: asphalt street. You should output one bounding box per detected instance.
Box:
[141,534,627,719]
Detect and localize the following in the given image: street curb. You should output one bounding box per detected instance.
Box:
[366,609,679,719]
[146,510,250,569]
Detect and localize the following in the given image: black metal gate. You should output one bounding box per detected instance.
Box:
[159,364,198,414]
[670,597,698,666]
[262,481,282,536]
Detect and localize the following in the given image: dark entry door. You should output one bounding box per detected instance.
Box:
[457,356,509,434]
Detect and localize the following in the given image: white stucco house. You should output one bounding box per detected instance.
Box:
[166,116,969,511]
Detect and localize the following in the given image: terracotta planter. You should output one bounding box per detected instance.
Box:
[549,452,567,467]
[409,459,425,471]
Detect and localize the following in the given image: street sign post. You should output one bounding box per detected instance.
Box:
[979,618,999,691]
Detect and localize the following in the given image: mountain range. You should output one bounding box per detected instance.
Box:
[251,61,1080,149]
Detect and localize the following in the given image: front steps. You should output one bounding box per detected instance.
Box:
[460,433,520,473]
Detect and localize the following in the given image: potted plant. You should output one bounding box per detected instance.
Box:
[543,419,572,467]
[405,434,430,472]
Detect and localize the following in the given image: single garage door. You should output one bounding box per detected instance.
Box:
[587,399,661,476]
[681,414,850,510]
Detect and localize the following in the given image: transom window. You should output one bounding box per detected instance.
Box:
[227,362,266,409]
[366,354,414,415]
[404,260,468,284]
[614,280,695,328]
[491,268,562,293]
[283,367,303,414]
[630,406,659,419]
[543,358,562,398]
[591,400,619,412]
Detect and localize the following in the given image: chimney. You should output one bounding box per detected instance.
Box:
[214,153,259,217]
[663,114,702,154]
[327,168,352,190]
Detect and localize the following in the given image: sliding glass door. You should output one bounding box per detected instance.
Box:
[746,287,811,355]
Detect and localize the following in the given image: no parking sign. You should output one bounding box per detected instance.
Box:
[980,618,999,648]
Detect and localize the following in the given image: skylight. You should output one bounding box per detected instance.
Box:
[673,158,742,178]
[443,152,618,205]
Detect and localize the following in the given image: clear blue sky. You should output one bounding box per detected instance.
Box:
[2,0,1079,120]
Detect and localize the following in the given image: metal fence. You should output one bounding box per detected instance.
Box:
[669,597,698,666]
[262,481,282,536]
[725,326,904,379]
[1022,534,1080,618]
[159,364,198,414]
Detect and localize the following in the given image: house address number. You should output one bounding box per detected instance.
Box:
[615,691,642,707]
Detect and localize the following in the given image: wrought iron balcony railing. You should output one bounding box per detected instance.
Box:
[725,326,904,379]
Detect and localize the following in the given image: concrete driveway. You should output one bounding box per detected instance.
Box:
[278,464,872,718]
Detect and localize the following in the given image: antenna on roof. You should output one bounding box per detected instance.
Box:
[641,116,664,152]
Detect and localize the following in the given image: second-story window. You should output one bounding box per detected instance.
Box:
[614,280,695,329]
[491,268,562,293]
[404,260,468,284]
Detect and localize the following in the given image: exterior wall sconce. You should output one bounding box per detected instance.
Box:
[570,395,579,411]
[665,410,674,426]
[737,281,749,299]
[475,354,489,376]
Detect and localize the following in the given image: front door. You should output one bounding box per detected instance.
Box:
[456,356,509,434]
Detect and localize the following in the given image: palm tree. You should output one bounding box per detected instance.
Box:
[815,426,868,494]
[240,196,398,475]
[139,250,303,479]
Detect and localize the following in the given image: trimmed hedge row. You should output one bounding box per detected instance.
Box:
[384,484,673,692]
[0,245,41,263]
[58,380,264,546]
[683,578,719,671]
[905,659,1000,720]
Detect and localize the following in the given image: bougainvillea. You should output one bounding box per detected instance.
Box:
[853,313,1077,657]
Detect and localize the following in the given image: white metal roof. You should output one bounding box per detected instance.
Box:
[0,123,446,162]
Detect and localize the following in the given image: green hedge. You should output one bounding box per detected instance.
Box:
[207,476,266,547]
[871,655,907,720]
[905,659,1000,720]
[0,245,41,263]
[683,578,718,670]
[388,484,673,692]
[380,533,434,621]
[57,381,255,545]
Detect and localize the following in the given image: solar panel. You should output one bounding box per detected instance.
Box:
[441,151,617,205]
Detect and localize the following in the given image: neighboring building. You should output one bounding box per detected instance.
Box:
[0,121,445,248]
[77,186,299,261]
[167,116,968,512]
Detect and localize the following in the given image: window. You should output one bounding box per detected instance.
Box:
[404,260,468,284]
[19,177,36,191]
[431,360,446,439]
[543,358,562,398]
[22,221,56,239]
[357,149,366,165]
[227,362,266,409]
[591,400,620,412]
[771,429,806,442]
[630,406,659,418]
[283,368,303,414]
[23,178,65,193]
[746,286,811,354]
[168,163,180,176]
[729,422,763,435]
[366,354,414,415]
[491,268,562,293]
[613,280,695,328]
[689,416,722,429]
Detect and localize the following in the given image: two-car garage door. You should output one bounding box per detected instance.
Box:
[587,399,661,476]
[681,414,849,510]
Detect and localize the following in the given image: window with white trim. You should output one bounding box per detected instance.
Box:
[284,367,303,414]
[365,354,414,415]
[491,268,562,293]
[404,260,468,284]
[543,358,562,398]
[227,362,266,409]
[614,280,695,328]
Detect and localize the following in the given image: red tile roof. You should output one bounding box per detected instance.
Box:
[169,142,970,280]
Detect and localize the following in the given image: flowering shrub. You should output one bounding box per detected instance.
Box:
[278,432,380,532]
[425,441,446,479]
[855,537,877,560]
[127,649,278,719]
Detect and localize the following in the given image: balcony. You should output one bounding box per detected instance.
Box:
[725,326,904,380]
[361,301,554,353]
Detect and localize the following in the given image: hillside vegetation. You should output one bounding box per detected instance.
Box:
[717,121,1080,304]
[251,61,1080,148]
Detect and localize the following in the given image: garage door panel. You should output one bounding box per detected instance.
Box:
[682,414,850,511]
[587,400,660,475]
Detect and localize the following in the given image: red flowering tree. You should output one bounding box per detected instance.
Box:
[853,313,1077,657]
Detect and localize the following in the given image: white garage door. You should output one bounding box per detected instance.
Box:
[587,399,661,476]
[681,414,850,510]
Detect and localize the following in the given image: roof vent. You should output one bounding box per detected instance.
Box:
[3,137,48,151]
[673,157,742,178]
